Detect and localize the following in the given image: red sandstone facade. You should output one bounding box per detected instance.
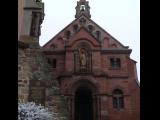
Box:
[42,0,140,120]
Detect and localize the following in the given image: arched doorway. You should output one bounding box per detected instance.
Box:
[75,87,93,120]
[67,79,99,120]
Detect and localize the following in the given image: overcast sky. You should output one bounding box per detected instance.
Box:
[39,0,140,82]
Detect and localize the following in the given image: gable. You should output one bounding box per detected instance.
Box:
[76,15,128,49]
[43,14,129,50]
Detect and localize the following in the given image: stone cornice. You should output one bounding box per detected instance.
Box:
[18,41,29,48]
[24,1,44,10]
[107,76,129,79]
[43,50,65,55]
[43,48,131,54]
[43,48,132,54]
[24,7,42,10]
[57,71,128,79]
[101,48,132,54]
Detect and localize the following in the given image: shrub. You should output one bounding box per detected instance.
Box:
[18,101,54,120]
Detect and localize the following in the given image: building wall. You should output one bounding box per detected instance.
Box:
[18,0,44,40]
[18,1,70,119]
[18,0,25,40]
[43,27,140,120]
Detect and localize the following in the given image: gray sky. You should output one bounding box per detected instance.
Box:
[39,0,140,81]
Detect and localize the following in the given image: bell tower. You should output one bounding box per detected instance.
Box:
[75,0,91,18]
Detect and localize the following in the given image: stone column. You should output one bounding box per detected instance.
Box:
[96,95,101,120]
[95,94,109,120]
[93,94,98,120]
[71,95,74,120]
[65,95,74,120]
[65,51,74,73]
[99,95,108,120]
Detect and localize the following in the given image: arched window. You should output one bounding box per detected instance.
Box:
[30,12,38,37]
[111,43,117,48]
[50,44,57,50]
[47,58,57,68]
[79,18,86,25]
[65,30,71,39]
[95,31,101,40]
[52,59,57,68]
[112,89,124,109]
[110,58,121,69]
[73,24,79,33]
[88,25,94,32]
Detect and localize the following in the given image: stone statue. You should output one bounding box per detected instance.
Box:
[79,48,87,68]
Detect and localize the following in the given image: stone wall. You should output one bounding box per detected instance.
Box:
[18,40,69,120]
[18,46,31,101]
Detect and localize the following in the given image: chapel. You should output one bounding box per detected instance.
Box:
[42,0,140,120]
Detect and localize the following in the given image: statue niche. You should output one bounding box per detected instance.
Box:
[74,43,92,73]
[79,48,87,68]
